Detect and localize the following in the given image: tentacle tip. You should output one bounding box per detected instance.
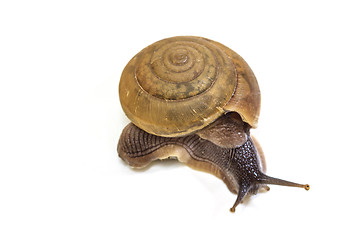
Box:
[230,207,236,213]
[304,184,310,191]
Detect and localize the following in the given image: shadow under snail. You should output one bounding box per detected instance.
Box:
[117,36,309,212]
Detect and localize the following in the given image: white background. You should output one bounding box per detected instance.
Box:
[1,0,359,239]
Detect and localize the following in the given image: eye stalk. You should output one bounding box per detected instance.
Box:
[230,173,310,213]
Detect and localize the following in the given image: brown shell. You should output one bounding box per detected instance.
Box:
[119,36,260,137]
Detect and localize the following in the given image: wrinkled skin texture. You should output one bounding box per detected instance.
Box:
[118,114,309,212]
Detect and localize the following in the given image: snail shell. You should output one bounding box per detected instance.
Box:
[118,36,309,212]
[119,36,260,137]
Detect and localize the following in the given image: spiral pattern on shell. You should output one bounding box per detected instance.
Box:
[136,39,222,100]
[119,36,260,137]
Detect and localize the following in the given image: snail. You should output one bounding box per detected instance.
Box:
[117,36,309,212]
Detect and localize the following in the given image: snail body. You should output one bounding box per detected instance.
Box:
[117,36,309,212]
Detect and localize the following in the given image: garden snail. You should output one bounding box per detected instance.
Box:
[117,36,309,212]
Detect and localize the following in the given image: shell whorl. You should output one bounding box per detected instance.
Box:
[119,36,260,137]
[136,39,221,100]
